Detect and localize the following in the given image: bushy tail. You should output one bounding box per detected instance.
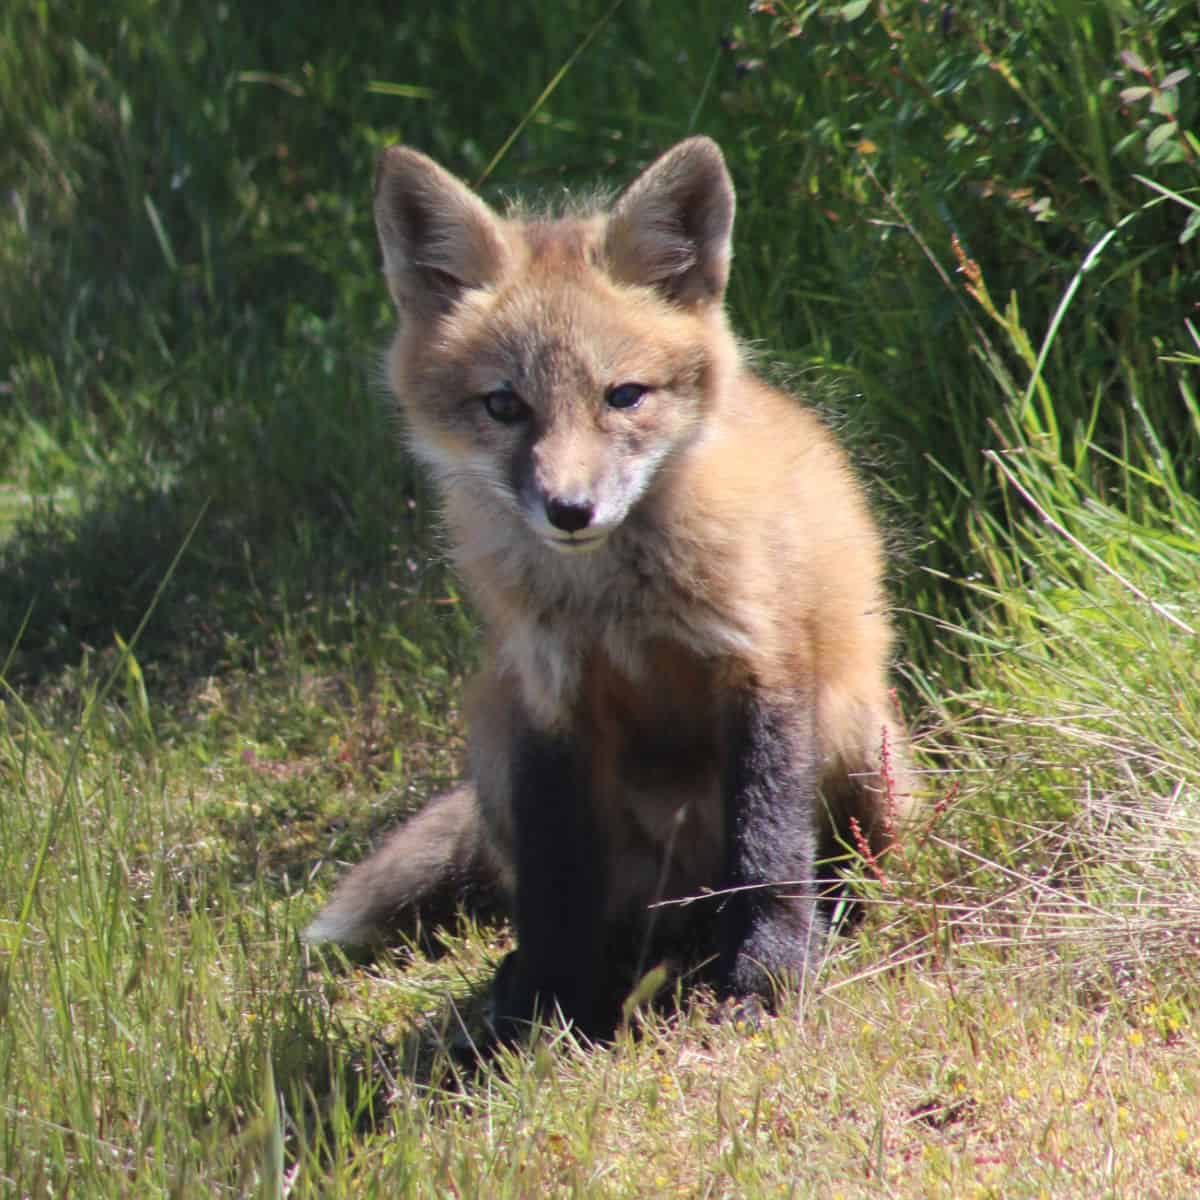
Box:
[303,785,503,948]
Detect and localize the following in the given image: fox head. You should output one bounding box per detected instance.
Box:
[375,138,738,555]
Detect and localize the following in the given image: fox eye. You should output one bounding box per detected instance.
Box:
[482,387,528,425]
[606,382,650,410]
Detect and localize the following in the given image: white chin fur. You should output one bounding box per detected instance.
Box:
[542,532,611,555]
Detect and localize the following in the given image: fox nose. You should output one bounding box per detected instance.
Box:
[545,498,594,533]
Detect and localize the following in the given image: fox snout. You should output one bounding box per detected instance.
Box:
[544,497,594,534]
[529,486,608,551]
[520,438,660,552]
[523,437,614,550]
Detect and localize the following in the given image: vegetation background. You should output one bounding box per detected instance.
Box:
[1,1,1198,1194]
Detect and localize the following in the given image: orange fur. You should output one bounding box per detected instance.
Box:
[306,139,912,1022]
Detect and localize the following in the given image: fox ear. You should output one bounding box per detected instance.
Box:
[374,147,508,316]
[605,137,735,307]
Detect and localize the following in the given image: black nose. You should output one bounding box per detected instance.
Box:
[545,498,594,533]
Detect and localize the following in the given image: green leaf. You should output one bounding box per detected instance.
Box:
[366,81,435,100]
[1146,122,1176,155]
[1120,86,1151,104]
[838,0,871,20]
[1150,88,1178,117]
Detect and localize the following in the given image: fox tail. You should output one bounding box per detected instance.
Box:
[303,785,501,948]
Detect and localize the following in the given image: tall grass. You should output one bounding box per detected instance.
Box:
[2,1,1198,1194]
[904,270,1200,981]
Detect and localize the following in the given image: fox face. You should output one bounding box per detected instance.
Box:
[375,140,738,558]
[406,273,720,555]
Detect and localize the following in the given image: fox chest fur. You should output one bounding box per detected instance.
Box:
[468,634,729,932]
[305,136,913,1041]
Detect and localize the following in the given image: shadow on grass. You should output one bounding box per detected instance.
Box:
[0,426,445,693]
[288,936,507,1135]
[184,946,500,1171]
[0,402,480,925]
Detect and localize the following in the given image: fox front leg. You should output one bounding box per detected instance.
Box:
[490,728,606,1041]
[717,686,824,1009]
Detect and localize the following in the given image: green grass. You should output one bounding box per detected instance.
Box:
[2,1,1199,1194]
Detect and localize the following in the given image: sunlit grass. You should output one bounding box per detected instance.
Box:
[2,0,1198,1194]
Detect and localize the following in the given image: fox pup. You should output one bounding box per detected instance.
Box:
[305,137,913,1040]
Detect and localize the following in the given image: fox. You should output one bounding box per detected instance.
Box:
[304,136,914,1041]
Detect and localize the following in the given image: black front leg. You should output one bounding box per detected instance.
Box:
[491,727,605,1040]
[717,686,823,1006]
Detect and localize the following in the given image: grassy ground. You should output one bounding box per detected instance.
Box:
[2,1,1199,1195]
